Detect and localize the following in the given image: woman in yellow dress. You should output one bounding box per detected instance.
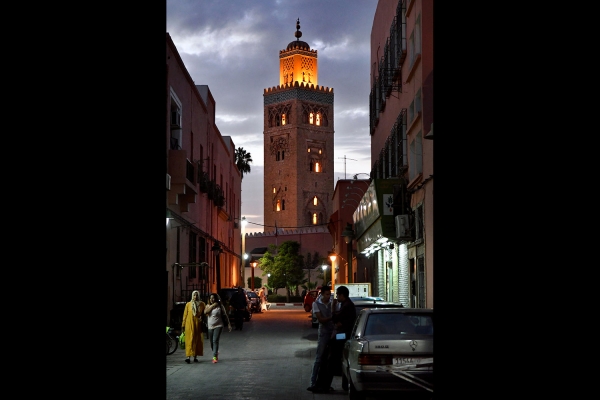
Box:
[181,290,205,363]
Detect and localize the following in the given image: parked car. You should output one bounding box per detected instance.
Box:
[311,298,403,328]
[218,287,252,323]
[350,296,384,302]
[304,289,319,312]
[342,307,433,399]
[246,290,261,313]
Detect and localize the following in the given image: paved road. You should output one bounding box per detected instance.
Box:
[167,305,363,400]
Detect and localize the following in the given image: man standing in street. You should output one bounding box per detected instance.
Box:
[230,287,248,331]
[307,286,335,392]
[312,285,356,393]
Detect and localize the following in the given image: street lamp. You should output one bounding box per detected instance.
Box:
[328,252,337,289]
[241,217,247,285]
[251,261,257,291]
[342,223,355,283]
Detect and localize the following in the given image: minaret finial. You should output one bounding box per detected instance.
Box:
[295,18,302,41]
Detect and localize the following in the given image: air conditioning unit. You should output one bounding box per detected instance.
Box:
[166,173,171,190]
[171,109,182,128]
[395,215,410,239]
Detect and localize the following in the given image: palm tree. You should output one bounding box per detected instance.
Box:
[235,147,253,179]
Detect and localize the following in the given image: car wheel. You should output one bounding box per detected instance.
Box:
[348,378,365,400]
[304,304,311,312]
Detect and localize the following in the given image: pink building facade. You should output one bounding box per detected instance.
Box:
[166,33,243,326]
[350,0,433,307]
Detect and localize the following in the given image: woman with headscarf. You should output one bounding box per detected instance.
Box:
[204,293,231,363]
[181,290,205,363]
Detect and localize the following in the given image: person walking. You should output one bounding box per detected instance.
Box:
[307,286,335,392]
[258,286,268,312]
[312,285,356,393]
[204,293,232,364]
[181,290,206,363]
[229,286,248,331]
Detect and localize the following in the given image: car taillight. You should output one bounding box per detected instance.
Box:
[358,354,393,365]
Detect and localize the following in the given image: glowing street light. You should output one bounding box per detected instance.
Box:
[251,261,258,291]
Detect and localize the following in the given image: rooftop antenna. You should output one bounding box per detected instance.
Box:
[338,155,357,179]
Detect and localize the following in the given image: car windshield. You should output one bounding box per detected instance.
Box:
[364,313,433,336]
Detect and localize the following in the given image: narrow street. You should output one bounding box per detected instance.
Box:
[167,305,354,400]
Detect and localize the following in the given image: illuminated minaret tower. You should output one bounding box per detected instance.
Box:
[263,18,334,232]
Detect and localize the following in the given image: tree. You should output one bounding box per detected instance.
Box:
[258,241,305,302]
[234,147,253,179]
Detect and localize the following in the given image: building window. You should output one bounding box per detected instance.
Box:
[316,113,321,126]
[309,112,314,124]
[282,114,286,125]
[409,131,422,181]
[313,196,318,206]
[315,162,320,172]
[273,187,276,194]
[312,213,317,225]
[282,200,285,210]
[276,200,281,211]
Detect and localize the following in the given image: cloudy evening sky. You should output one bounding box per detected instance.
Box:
[167,0,378,234]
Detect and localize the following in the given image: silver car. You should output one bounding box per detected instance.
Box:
[312,298,402,328]
[342,307,433,399]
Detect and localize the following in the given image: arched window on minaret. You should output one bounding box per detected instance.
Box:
[313,196,318,205]
[315,162,320,172]
[319,213,323,224]
[282,113,286,125]
[316,113,321,126]
[282,199,285,210]
[276,113,280,126]
[309,160,313,172]
[322,113,328,127]
[309,112,314,124]
[312,213,317,225]
[276,199,281,211]
[303,110,309,124]
[281,151,285,160]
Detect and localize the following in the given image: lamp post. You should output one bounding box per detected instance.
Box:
[212,242,222,292]
[251,261,257,291]
[241,217,247,286]
[342,223,355,283]
[328,252,337,289]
